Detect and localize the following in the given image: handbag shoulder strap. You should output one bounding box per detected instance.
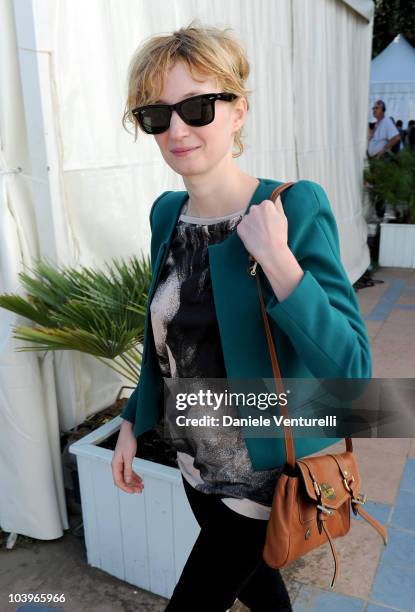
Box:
[249,181,353,467]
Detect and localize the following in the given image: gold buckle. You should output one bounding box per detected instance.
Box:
[343,474,355,492]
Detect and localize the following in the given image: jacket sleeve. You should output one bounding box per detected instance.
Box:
[264,180,372,379]
[119,191,170,424]
[120,384,139,423]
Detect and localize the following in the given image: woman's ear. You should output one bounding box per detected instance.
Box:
[231,96,248,133]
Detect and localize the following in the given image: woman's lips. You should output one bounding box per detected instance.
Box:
[171,146,200,157]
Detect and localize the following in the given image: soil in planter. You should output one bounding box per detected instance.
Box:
[61,396,178,469]
[99,414,179,469]
[99,398,178,468]
[60,396,129,450]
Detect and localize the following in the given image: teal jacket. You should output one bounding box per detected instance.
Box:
[121,177,371,470]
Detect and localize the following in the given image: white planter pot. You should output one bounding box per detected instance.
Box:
[379,223,415,268]
[69,416,199,599]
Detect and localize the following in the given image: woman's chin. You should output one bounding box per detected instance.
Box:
[169,160,208,177]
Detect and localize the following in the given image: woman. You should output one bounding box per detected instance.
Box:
[112,22,371,612]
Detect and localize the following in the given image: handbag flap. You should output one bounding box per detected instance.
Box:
[296,452,361,510]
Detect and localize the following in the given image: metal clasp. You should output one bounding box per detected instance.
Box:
[317,504,334,516]
[352,492,367,505]
[313,480,321,497]
[343,474,355,492]
[249,261,258,276]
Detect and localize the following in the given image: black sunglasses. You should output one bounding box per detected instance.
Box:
[131,92,237,134]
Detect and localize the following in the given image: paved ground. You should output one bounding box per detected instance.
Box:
[1,267,414,612]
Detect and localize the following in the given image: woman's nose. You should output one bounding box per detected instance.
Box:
[168,110,191,138]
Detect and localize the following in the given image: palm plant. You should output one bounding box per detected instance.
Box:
[0,255,152,384]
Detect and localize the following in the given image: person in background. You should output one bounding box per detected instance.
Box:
[367,101,401,219]
[367,100,400,159]
[393,119,406,152]
[406,120,415,152]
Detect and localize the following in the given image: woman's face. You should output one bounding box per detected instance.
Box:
[153,61,245,177]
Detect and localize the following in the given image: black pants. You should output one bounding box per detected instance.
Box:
[165,476,293,612]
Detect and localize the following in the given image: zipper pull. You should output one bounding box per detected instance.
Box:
[248,256,258,276]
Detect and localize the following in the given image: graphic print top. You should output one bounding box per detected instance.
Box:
[150,199,282,518]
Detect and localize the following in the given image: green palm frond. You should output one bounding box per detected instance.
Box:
[0,253,152,384]
[0,295,54,326]
[13,324,142,358]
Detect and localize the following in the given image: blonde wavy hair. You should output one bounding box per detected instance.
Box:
[122,20,251,158]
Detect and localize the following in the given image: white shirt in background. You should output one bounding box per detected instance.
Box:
[368,116,399,157]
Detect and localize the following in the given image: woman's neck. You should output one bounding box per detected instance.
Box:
[182,166,260,219]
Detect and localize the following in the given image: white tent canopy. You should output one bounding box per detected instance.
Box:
[1,0,373,540]
[369,34,415,127]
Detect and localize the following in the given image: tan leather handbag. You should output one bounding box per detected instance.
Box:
[247,182,388,589]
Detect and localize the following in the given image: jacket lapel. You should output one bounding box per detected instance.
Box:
[142,192,187,364]
[207,178,282,378]
[148,192,188,303]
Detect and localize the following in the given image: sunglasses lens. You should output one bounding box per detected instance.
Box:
[139,108,170,134]
[180,96,214,126]
[135,94,222,133]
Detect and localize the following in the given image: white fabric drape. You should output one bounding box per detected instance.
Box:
[0,0,69,539]
[342,0,374,22]
[0,0,123,540]
[292,0,373,281]
[1,0,373,539]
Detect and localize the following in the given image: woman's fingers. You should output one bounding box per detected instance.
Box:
[125,469,144,488]
[125,470,144,494]
[112,454,144,494]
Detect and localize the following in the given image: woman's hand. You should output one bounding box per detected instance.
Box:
[236,196,288,266]
[237,195,304,302]
[111,420,144,494]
